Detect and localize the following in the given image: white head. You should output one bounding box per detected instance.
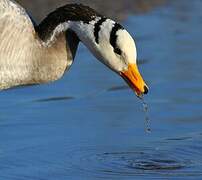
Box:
[88,19,148,96]
[70,17,148,96]
[98,26,137,72]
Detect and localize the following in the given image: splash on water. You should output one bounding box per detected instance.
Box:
[63,145,191,178]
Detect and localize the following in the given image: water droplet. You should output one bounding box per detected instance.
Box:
[141,98,151,133]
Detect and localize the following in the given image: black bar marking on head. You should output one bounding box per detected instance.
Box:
[110,23,124,53]
[94,17,107,44]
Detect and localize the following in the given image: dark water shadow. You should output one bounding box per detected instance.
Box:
[138,59,150,65]
[107,85,129,92]
[34,96,75,103]
[128,158,186,170]
[166,137,193,141]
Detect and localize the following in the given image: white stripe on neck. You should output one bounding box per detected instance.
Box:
[40,18,101,47]
[41,22,70,47]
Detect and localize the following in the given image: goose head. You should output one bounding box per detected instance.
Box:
[86,20,149,97]
[116,30,148,97]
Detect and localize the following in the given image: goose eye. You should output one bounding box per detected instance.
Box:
[114,48,122,55]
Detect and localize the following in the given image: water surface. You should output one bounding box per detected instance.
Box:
[0,0,202,179]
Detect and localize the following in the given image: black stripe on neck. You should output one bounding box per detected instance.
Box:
[36,4,101,41]
[110,23,124,50]
[94,17,107,44]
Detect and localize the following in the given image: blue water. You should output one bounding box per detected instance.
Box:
[0,1,202,179]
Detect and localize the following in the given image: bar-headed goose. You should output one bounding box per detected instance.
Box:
[0,0,148,97]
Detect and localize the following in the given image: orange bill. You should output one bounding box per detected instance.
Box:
[120,64,148,97]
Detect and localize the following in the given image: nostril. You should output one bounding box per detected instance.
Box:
[144,86,149,94]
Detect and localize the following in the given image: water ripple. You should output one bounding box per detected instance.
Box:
[64,146,200,178]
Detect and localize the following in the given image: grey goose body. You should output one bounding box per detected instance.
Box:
[0,0,148,96]
[0,0,79,89]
